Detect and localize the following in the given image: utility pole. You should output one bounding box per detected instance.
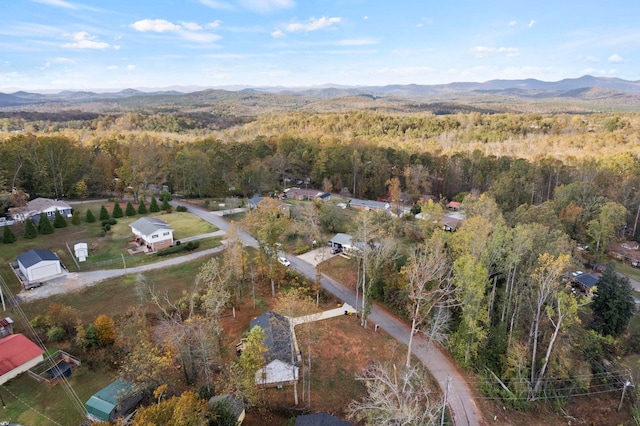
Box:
[618,380,634,411]
[441,374,451,426]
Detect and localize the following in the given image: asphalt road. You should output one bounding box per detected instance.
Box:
[175,201,482,426]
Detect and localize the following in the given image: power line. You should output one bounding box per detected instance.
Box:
[1,384,64,426]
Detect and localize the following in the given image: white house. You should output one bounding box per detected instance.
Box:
[16,249,63,284]
[11,198,72,222]
[0,333,44,386]
[129,217,174,252]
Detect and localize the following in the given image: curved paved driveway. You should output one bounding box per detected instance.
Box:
[177,202,483,426]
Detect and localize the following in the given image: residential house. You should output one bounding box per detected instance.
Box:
[250,311,300,389]
[349,198,411,217]
[284,188,331,201]
[129,217,174,252]
[16,249,63,286]
[11,197,72,222]
[574,273,600,293]
[329,233,354,253]
[446,201,461,211]
[442,211,466,232]
[0,317,14,338]
[0,333,45,386]
[247,196,265,209]
[85,378,142,422]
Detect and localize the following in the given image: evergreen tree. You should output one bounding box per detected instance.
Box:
[591,263,635,336]
[162,196,171,211]
[71,210,81,225]
[126,201,137,216]
[99,205,110,221]
[112,201,123,218]
[38,215,54,234]
[53,209,67,228]
[24,218,37,239]
[85,209,96,223]
[2,226,16,244]
[138,199,148,214]
[149,196,160,213]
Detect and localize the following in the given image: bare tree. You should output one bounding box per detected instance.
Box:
[402,231,456,367]
[347,362,442,426]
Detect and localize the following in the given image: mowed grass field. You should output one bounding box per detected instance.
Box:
[0,200,218,295]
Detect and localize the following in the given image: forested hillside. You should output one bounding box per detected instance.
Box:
[2,104,640,424]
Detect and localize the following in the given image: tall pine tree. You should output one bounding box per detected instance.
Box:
[85,209,96,223]
[125,201,137,216]
[112,201,123,218]
[2,226,16,244]
[38,215,54,234]
[149,196,160,213]
[24,218,37,239]
[99,205,110,221]
[591,263,635,336]
[138,199,147,214]
[53,209,67,228]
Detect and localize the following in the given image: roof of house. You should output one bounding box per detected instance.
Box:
[85,378,135,419]
[349,199,391,211]
[248,196,264,206]
[26,197,71,212]
[447,201,461,210]
[294,413,351,426]
[129,217,173,236]
[209,394,245,419]
[284,188,326,198]
[329,233,353,247]
[0,333,44,377]
[255,359,299,385]
[250,311,295,364]
[576,273,600,288]
[17,249,60,268]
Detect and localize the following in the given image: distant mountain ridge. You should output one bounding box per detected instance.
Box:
[1,75,640,110]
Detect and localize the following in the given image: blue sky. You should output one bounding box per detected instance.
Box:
[2,0,639,92]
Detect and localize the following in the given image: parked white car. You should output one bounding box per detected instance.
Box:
[278,256,291,266]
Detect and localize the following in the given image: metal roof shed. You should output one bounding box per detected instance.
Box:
[85,379,140,422]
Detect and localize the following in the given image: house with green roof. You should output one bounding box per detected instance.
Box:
[85,378,141,422]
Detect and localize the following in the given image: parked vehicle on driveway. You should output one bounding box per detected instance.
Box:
[278,256,291,266]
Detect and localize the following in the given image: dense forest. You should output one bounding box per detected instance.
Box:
[2,107,640,422]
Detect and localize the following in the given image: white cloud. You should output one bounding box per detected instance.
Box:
[181,22,203,31]
[207,20,222,29]
[608,53,625,63]
[107,65,118,70]
[31,0,76,9]
[63,32,114,50]
[284,17,341,33]
[527,19,536,28]
[131,18,221,43]
[508,20,517,27]
[239,0,294,13]
[363,16,368,20]
[584,55,599,63]
[471,46,519,58]
[271,29,285,38]
[132,19,181,32]
[126,65,136,70]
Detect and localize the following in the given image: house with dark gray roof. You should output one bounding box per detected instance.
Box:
[250,311,299,388]
[129,217,174,251]
[294,413,351,426]
[11,197,72,222]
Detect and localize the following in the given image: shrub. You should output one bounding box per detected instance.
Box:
[162,197,171,211]
[99,205,110,221]
[2,226,16,244]
[47,325,66,342]
[112,202,123,218]
[185,241,199,250]
[102,224,111,231]
[38,215,54,234]
[53,209,67,228]
[156,241,200,256]
[71,210,81,225]
[23,219,37,239]
[125,201,136,216]
[85,209,96,223]
[176,205,188,212]
[138,200,147,214]
[149,196,160,213]
[294,245,311,255]
[108,218,117,225]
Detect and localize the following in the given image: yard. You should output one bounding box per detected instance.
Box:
[0,201,218,295]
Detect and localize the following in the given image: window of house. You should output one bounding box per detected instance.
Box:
[163,232,170,236]
[152,234,158,238]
